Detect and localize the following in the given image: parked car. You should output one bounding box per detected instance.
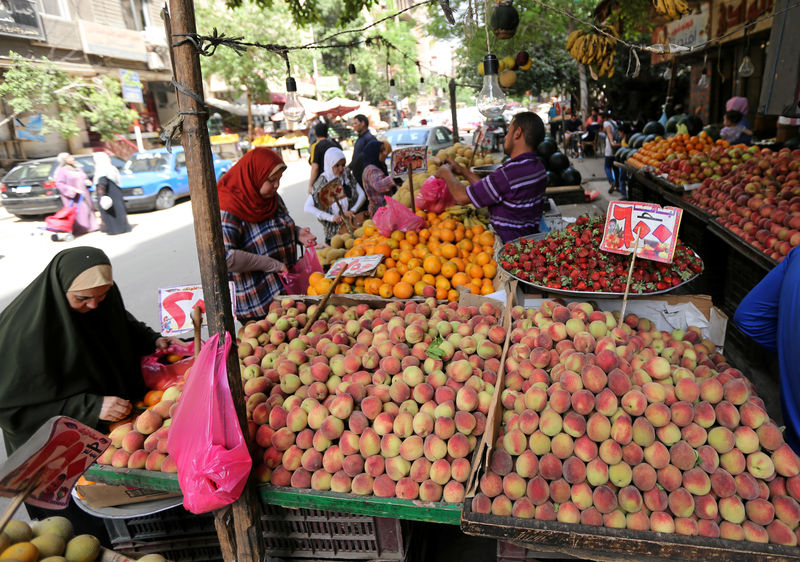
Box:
[0,154,125,218]
[382,126,456,158]
[119,147,233,211]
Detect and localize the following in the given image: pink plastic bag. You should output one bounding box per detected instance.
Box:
[167,333,252,514]
[414,176,456,214]
[280,246,323,295]
[373,196,427,237]
[141,341,195,390]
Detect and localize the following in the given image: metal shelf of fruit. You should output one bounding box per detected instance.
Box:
[84,467,462,525]
[707,220,779,273]
[460,502,800,561]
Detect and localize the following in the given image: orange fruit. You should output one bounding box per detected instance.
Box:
[391,230,405,241]
[451,272,470,288]
[435,276,451,291]
[385,258,396,268]
[423,255,441,275]
[349,247,366,257]
[478,231,495,247]
[447,289,460,302]
[440,229,455,242]
[391,248,402,261]
[378,283,394,299]
[441,261,458,278]
[436,287,448,300]
[309,271,324,287]
[467,263,484,279]
[383,269,401,286]
[458,239,474,253]
[414,280,427,296]
[335,282,352,294]
[441,243,458,259]
[482,263,497,278]
[481,284,495,295]
[399,240,413,251]
[476,252,491,266]
[471,224,485,236]
[373,243,392,258]
[402,270,422,285]
[144,390,164,407]
[405,231,419,245]
[419,228,431,241]
[396,263,408,275]
[375,264,387,278]
[422,273,436,285]
[452,257,466,272]
[408,257,422,270]
[393,281,414,299]
[399,250,414,264]
[316,278,333,293]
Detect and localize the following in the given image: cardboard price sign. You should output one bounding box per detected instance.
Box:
[600,201,684,263]
[159,283,236,335]
[391,145,428,177]
[325,255,384,278]
[0,417,110,509]
[318,178,344,209]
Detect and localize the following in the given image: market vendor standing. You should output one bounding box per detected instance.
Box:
[434,112,547,243]
[734,246,800,453]
[219,147,316,325]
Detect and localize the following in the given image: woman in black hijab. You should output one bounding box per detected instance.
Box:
[0,247,181,453]
[359,139,397,217]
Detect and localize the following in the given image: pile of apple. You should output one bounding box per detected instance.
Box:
[243,298,507,502]
[471,300,800,547]
[95,385,182,473]
[688,147,800,261]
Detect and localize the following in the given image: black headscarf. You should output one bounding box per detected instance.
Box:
[361,139,389,178]
[0,247,159,453]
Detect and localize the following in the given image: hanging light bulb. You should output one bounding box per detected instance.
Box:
[738,56,754,78]
[697,55,710,89]
[389,78,400,105]
[662,66,672,80]
[283,77,305,123]
[418,76,426,95]
[476,54,506,118]
[345,63,361,97]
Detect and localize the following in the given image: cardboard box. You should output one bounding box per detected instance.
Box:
[76,483,179,508]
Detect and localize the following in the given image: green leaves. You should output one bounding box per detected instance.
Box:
[0,52,138,142]
[426,336,447,359]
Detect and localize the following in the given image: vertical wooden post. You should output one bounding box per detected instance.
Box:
[167,2,264,561]
[449,79,459,141]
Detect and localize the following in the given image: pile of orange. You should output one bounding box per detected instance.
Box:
[628,132,728,169]
[307,210,498,301]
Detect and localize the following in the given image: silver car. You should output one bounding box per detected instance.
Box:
[382,126,456,157]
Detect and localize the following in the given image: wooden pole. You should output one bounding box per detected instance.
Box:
[191,305,203,357]
[618,233,640,328]
[449,79,459,141]
[407,165,416,214]
[301,268,346,335]
[167,2,264,560]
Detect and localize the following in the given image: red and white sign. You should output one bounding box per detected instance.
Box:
[326,255,384,279]
[391,146,428,177]
[600,202,684,263]
[159,283,236,335]
[0,417,110,509]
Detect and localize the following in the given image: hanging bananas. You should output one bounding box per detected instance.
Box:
[445,205,490,227]
[566,26,618,78]
[653,0,689,20]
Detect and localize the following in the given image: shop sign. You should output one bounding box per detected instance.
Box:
[78,20,148,62]
[600,202,684,263]
[326,255,384,278]
[0,0,44,40]
[391,145,428,177]
[159,282,236,334]
[650,3,710,65]
[0,416,110,509]
[711,0,775,44]
[120,70,144,103]
[14,114,45,142]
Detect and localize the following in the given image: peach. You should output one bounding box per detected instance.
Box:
[590,485,617,514]
[707,426,735,454]
[669,401,694,428]
[409,457,432,483]
[740,401,768,429]
[696,444,719,473]
[595,389,619,418]
[767,519,798,546]
[370,474,395,498]
[395,477,419,500]
[718,495,746,525]
[455,411,477,435]
[632,417,655,447]
[412,412,434,437]
[529,430,551,456]
[622,442,644,466]
[735,472,760,501]
[719,448,746,475]
[773,444,800,477]
[746,498,776,526]
[774,494,800,528]
[699,377,724,403]
[561,456,586,485]
[631,463,657,491]
[609,462,632,487]
[649,511,675,534]
[539,453,563,480]
[621,390,647,416]
[757,421,786,451]
[746,451,775,479]
[714,401,740,429]
[683,467,712,496]
[551,432,574,460]
[657,464,683,492]
[698,519,720,538]
[644,403,671,428]
[503,472,527,501]
[480,471,503,498]
[423,435,448,461]
[644,487,668,513]
[599,439,623,466]
[351,473,374,495]
[569,390,595,417]
[134,410,163,435]
[120,430,145,454]
[290,468,312,489]
[643,442,669,469]
[586,413,611,443]
[385,456,411,481]
[471,493,492,513]
[301,448,323,472]
[723,378,750,405]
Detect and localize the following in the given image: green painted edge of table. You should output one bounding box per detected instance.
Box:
[259,485,462,524]
[84,467,462,524]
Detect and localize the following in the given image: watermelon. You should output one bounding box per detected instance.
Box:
[632,135,646,149]
[546,170,561,187]
[678,115,703,136]
[537,139,557,160]
[560,167,582,186]
[642,121,665,136]
[665,116,680,134]
[548,151,569,172]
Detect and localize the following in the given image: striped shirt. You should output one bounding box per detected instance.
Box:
[362,165,396,216]
[221,196,297,322]
[466,152,546,243]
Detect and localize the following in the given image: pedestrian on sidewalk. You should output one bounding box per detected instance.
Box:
[307,122,342,194]
[54,153,98,235]
[306,147,366,244]
[93,152,131,235]
[602,112,621,194]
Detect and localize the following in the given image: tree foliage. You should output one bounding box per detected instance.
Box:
[0,52,138,141]
[225,0,378,26]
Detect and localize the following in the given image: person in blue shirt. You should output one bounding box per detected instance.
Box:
[734,246,800,453]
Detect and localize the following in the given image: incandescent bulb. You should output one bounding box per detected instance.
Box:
[284,77,305,123]
[418,76,425,95]
[662,67,672,80]
[389,78,399,104]
[346,63,361,97]
[738,56,754,78]
[476,54,506,119]
[697,72,710,89]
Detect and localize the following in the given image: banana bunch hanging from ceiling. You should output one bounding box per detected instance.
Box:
[566,26,618,78]
[653,0,690,20]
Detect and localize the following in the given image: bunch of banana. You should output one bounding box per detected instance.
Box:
[653,0,689,20]
[566,26,618,77]
[445,204,490,227]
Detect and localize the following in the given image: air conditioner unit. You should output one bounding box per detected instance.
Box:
[147,51,166,70]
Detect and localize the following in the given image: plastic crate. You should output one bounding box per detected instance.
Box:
[106,504,407,561]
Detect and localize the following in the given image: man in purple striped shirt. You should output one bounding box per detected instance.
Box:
[434,112,547,243]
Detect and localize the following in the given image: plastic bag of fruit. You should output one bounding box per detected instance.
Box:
[167,332,252,513]
[373,196,427,237]
[141,340,195,390]
[415,176,455,214]
[280,246,323,295]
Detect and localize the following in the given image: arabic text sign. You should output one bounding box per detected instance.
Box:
[325,255,384,279]
[159,283,236,335]
[600,202,683,264]
[391,145,428,177]
[0,417,110,509]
